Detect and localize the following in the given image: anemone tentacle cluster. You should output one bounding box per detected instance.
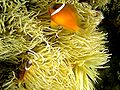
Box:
[0,0,109,90]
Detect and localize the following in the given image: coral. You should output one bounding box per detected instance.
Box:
[0,0,110,90]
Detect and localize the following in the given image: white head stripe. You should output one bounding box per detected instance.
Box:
[51,4,65,16]
[25,60,32,71]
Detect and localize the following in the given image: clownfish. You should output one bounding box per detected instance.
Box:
[18,60,32,81]
[48,3,81,32]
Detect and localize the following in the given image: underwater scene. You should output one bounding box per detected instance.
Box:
[0,0,120,90]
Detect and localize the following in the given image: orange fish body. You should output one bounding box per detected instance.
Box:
[18,60,32,81]
[49,3,80,32]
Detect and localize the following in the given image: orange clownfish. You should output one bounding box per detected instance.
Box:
[18,60,32,81]
[49,3,81,32]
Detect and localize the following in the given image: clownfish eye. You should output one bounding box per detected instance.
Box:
[50,4,63,10]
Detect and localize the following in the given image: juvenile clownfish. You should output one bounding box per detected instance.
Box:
[48,3,81,32]
[18,60,32,81]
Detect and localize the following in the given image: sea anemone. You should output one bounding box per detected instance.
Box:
[0,0,109,90]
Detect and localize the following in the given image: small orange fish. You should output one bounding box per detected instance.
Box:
[18,60,32,81]
[49,3,80,32]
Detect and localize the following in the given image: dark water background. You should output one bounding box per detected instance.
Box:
[94,0,120,90]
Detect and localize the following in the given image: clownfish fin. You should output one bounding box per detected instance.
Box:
[50,20,59,28]
[62,25,80,32]
[73,25,81,32]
